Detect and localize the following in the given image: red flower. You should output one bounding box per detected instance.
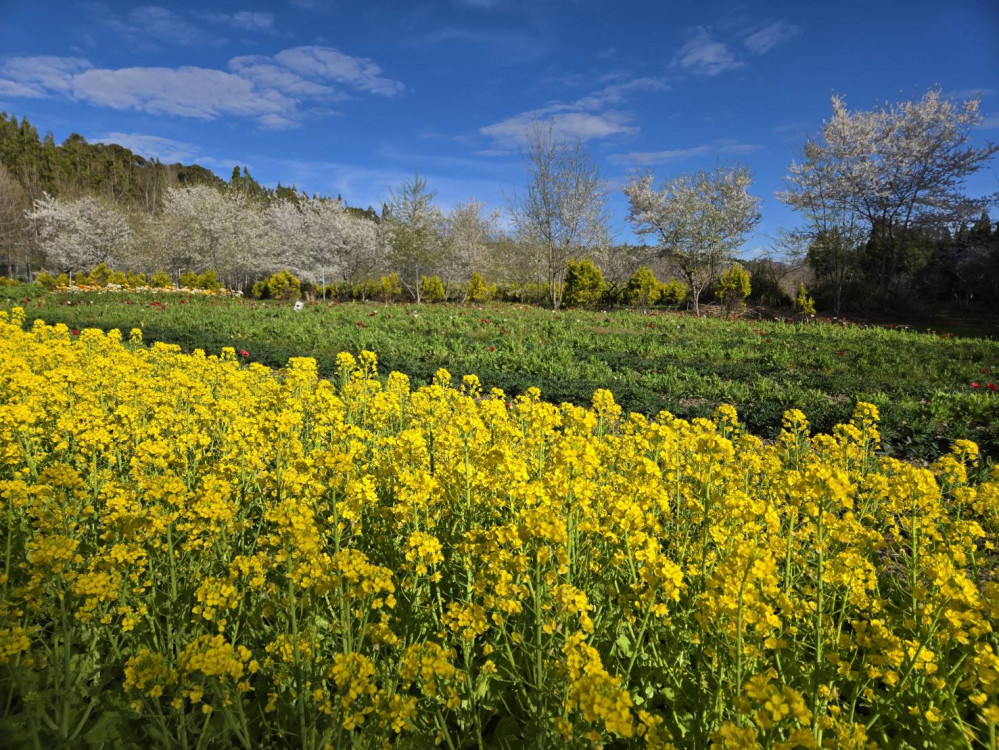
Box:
[72,328,79,335]
[240,349,249,357]
[988,383,997,392]
[982,369,991,375]
[971,382,980,389]
[837,350,844,356]
[489,346,495,352]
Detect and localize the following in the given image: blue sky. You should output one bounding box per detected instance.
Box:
[1,0,997,253]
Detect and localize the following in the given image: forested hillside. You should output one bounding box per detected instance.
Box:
[0,113,224,207]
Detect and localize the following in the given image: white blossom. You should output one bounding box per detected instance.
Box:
[27,194,133,273]
[624,164,760,315]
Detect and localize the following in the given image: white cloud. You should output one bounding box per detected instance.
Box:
[480,75,666,149]
[0,47,404,127]
[0,56,90,96]
[609,140,763,166]
[980,113,999,129]
[72,66,296,121]
[229,11,276,31]
[482,108,637,148]
[0,79,49,98]
[743,21,800,54]
[672,27,742,77]
[228,56,341,99]
[575,77,669,110]
[288,0,335,11]
[275,47,405,96]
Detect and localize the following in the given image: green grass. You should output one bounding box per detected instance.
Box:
[4,284,999,463]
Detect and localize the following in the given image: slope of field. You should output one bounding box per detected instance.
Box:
[3,286,999,462]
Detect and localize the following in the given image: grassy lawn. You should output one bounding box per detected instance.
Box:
[4,284,998,463]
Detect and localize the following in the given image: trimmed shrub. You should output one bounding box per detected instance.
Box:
[715,266,751,314]
[150,270,172,288]
[380,274,402,302]
[795,283,816,316]
[126,272,147,288]
[626,266,661,312]
[467,272,497,303]
[419,275,446,303]
[197,270,221,291]
[267,270,301,301]
[34,272,57,290]
[564,259,606,307]
[88,263,112,287]
[659,279,689,308]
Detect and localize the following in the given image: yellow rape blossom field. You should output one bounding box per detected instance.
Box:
[1,306,998,749]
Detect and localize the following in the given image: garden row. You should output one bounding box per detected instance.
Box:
[3,287,998,464]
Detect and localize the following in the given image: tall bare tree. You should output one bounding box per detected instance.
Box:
[507,122,609,310]
[0,164,30,277]
[384,174,445,303]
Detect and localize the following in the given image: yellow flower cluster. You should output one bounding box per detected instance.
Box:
[0,308,996,749]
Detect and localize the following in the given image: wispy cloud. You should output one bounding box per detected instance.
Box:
[743,21,800,54]
[944,87,996,100]
[482,107,638,149]
[405,27,550,65]
[480,75,667,149]
[672,27,742,77]
[89,132,247,178]
[0,47,404,128]
[771,119,813,137]
[82,4,221,50]
[575,77,669,110]
[200,11,277,32]
[288,0,335,11]
[609,139,763,166]
[82,5,282,50]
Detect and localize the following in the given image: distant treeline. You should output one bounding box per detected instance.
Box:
[2,92,998,315]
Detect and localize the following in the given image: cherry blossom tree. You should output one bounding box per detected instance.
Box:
[154,186,274,286]
[440,199,500,296]
[266,195,382,296]
[27,193,133,274]
[778,89,998,300]
[624,164,760,316]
